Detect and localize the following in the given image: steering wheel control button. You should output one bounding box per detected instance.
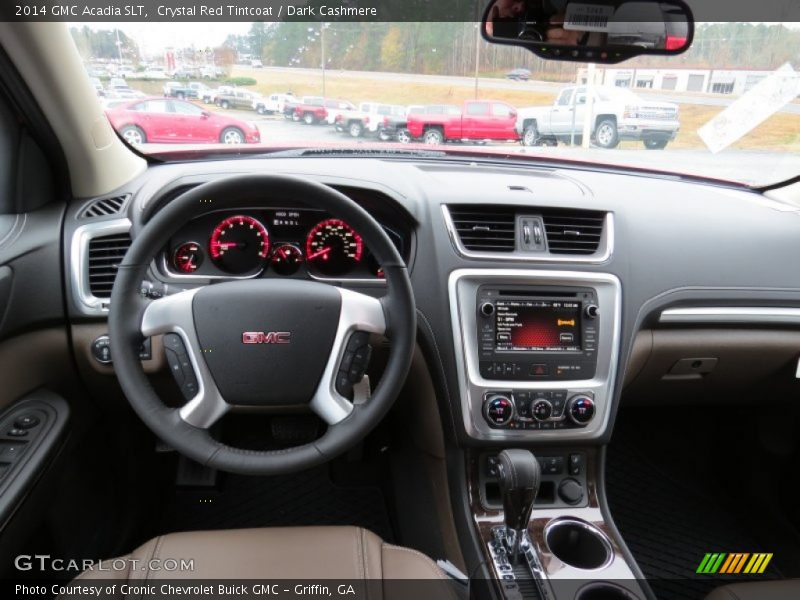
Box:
[336,372,354,399]
[163,333,199,400]
[483,394,515,427]
[348,344,372,383]
[336,331,373,390]
[568,395,596,426]
[346,331,370,352]
[14,415,40,429]
[7,429,29,437]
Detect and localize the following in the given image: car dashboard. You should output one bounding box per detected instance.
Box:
[61,156,800,448]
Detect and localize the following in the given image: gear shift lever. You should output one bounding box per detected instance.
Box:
[496,449,541,563]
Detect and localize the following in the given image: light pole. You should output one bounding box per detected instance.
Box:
[321,23,326,96]
[115,28,123,64]
[474,23,480,99]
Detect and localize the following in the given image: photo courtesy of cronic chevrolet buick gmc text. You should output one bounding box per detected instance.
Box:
[1,2,800,600]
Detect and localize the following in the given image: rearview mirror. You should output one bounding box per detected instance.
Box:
[482,0,693,64]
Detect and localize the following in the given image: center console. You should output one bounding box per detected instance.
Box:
[448,269,622,441]
[468,448,646,600]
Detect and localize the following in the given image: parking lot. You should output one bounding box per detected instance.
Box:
[137,102,799,186]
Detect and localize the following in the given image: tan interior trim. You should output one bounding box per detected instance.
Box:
[0,328,70,411]
[399,348,466,571]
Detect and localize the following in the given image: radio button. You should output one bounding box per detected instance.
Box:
[514,391,531,419]
[551,390,568,417]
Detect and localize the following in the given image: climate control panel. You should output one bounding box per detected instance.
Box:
[483,390,595,431]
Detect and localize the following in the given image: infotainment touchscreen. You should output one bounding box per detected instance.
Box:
[495,300,581,352]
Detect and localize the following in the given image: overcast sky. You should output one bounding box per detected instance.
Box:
[73,21,800,57]
[72,22,253,55]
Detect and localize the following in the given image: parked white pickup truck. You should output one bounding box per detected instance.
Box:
[517,86,680,149]
[253,92,296,115]
[334,102,407,139]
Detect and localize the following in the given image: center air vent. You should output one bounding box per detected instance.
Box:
[87,232,131,298]
[447,206,516,252]
[541,209,606,255]
[79,194,130,219]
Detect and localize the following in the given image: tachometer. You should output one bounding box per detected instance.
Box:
[305,219,363,276]
[209,215,270,274]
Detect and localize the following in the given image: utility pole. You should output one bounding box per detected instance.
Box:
[115,28,123,63]
[581,62,596,148]
[321,23,326,96]
[474,23,480,99]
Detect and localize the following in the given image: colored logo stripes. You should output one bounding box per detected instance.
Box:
[696,553,773,574]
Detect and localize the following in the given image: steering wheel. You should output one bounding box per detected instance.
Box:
[108,174,416,475]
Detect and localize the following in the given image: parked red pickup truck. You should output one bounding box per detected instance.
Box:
[293,96,328,125]
[405,100,519,144]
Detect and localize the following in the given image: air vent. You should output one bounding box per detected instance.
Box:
[87,232,131,298]
[448,206,516,252]
[542,209,605,255]
[80,195,129,219]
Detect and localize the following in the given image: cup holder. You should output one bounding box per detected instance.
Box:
[575,582,640,600]
[544,518,613,570]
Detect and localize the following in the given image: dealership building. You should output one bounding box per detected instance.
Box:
[578,67,773,95]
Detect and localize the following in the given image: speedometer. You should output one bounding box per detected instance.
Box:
[209,215,270,274]
[305,219,364,276]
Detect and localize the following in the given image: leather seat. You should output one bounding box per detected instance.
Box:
[705,580,800,600]
[75,526,456,599]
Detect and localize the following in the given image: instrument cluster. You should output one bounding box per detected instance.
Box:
[162,208,397,280]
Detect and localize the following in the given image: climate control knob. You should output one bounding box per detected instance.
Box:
[567,395,595,426]
[531,398,553,421]
[483,394,515,427]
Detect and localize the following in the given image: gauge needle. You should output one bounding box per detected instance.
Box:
[277,248,288,260]
[307,247,331,260]
[216,242,239,250]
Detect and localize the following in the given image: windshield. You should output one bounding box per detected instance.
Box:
[71,21,800,187]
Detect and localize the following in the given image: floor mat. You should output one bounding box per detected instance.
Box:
[606,435,781,600]
[157,465,395,542]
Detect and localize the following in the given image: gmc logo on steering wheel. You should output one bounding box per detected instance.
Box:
[242,332,292,344]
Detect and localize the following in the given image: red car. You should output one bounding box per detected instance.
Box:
[405,100,519,144]
[105,97,261,145]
